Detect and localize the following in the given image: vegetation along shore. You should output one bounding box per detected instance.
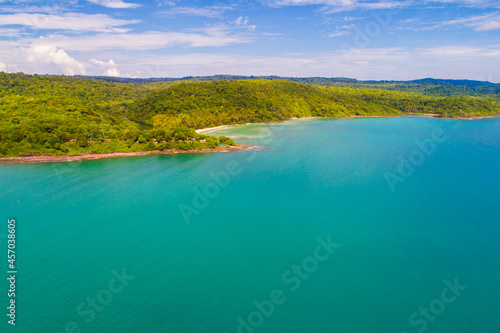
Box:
[1,73,499,162]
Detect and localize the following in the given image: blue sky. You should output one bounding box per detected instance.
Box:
[0,0,499,81]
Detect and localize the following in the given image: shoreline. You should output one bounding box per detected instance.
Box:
[0,145,252,164]
[195,115,401,134]
[433,115,500,120]
[195,114,500,134]
[3,114,499,164]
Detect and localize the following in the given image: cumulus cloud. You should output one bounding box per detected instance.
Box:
[90,58,121,76]
[4,43,500,81]
[117,44,500,82]
[0,61,20,73]
[0,13,138,32]
[27,45,86,75]
[87,0,141,9]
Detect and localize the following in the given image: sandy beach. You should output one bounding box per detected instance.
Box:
[195,125,237,134]
[3,114,498,164]
[195,114,500,134]
[194,115,401,134]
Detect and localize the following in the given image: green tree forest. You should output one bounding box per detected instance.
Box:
[0,72,499,158]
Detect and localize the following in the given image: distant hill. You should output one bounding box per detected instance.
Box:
[127,79,500,129]
[79,75,500,97]
[412,78,500,87]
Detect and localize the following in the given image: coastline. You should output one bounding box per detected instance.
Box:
[195,115,401,134]
[435,115,500,120]
[195,114,500,134]
[3,114,499,164]
[0,145,252,164]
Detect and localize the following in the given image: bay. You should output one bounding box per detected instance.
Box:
[1,117,499,333]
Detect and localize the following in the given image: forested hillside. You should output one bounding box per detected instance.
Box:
[0,73,499,158]
[0,73,231,158]
[92,75,500,97]
[127,79,500,129]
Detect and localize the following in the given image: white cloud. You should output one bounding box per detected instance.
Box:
[0,5,68,14]
[191,17,257,36]
[87,0,141,9]
[2,43,500,81]
[90,58,121,76]
[264,0,413,13]
[0,0,78,13]
[266,0,355,7]
[0,28,23,37]
[0,13,138,32]
[101,45,500,82]
[265,0,498,10]
[423,0,499,7]
[424,13,500,31]
[158,6,229,18]
[475,20,500,31]
[399,17,419,23]
[360,1,411,10]
[416,45,500,57]
[320,1,412,13]
[27,45,86,75]
[29,31,250,51]
[156,0,177,6]
[329,30,351,36]
[235,16,249,25]
[0,61,19,73]
[232,16,257,31]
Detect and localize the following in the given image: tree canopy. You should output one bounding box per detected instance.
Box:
[0,73,498,158]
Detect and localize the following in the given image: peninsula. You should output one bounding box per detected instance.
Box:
[1,73,499,162]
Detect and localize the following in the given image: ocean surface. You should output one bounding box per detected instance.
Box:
[1,117,500,333]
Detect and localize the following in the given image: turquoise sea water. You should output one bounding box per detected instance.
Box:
[1,117,500,333]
